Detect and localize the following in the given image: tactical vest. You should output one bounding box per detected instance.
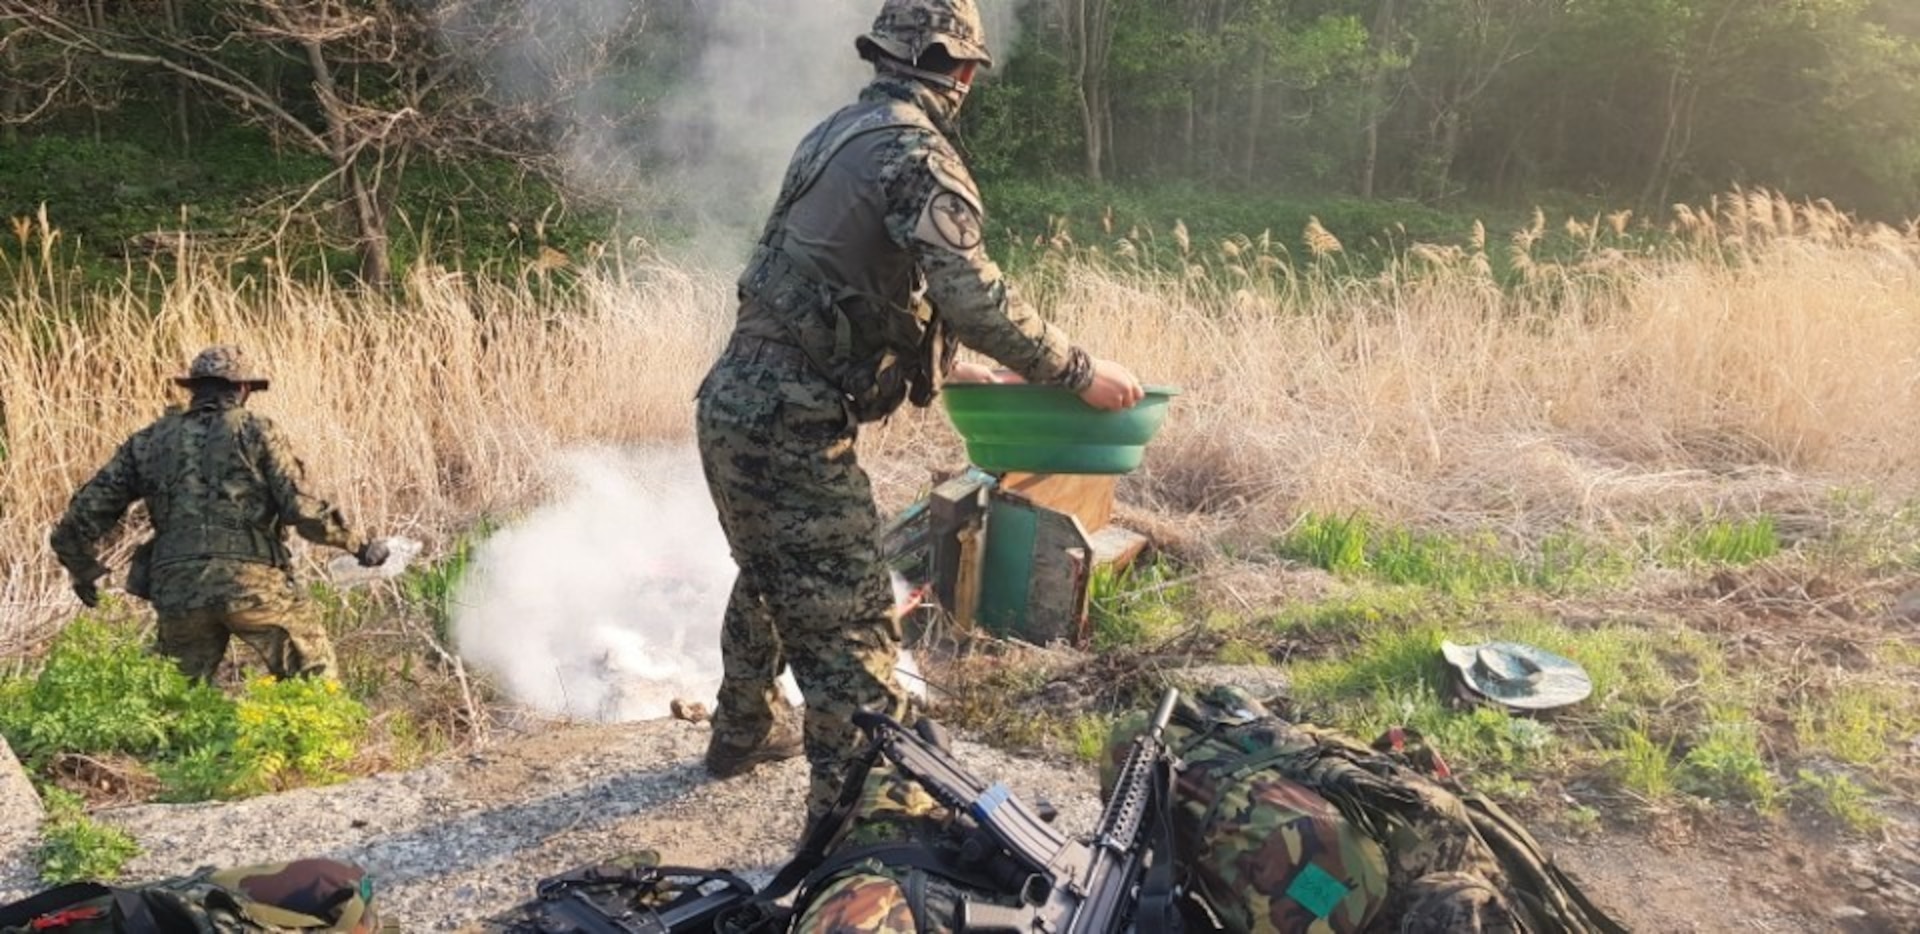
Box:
[736,97,955,423]
[140,407,290,572]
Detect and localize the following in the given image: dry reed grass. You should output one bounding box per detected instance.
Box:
[5,191,1918,650]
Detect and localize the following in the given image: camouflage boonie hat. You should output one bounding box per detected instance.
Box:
[856,0,993,68]
[1441,640,1593,710]
[175,344,270,390]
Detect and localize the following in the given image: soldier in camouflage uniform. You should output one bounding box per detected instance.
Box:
[49,346,387,682]
[696,0,1146,829]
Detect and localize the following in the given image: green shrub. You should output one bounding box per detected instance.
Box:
[156,675,368,800]
[1609,727,1677,800]
[1,618,368,802]
[0,618,228,761]
[35,787,141,883]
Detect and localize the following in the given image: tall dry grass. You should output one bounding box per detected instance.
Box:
[1039,195,1920,547]
[5,191,1919,651]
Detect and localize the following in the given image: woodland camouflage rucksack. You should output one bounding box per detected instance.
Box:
[1103,687,1629,934]
[786,758,1033,934]
[0,859,387,933]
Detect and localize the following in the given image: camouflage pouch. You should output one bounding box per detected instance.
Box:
[463,851,752,934]
[0,858,386,933]
[125,539,155,601]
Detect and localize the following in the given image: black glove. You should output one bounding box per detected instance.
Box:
[356,540,391,568]
[72,578,100,608]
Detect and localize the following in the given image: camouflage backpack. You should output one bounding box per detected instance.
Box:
[784,755,1034,934]
[1103,687,1629,934]
[0,859,386,933]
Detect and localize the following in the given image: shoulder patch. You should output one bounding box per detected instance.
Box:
[915,152,986,256]
[927,151,981,213]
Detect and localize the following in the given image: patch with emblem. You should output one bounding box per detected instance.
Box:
[924,191,984,252]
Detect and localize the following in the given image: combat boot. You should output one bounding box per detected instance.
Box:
[704,720,805,778]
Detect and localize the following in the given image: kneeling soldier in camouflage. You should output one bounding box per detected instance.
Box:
[50,345,386,681]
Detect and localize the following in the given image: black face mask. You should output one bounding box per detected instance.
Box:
[188,383,247,410]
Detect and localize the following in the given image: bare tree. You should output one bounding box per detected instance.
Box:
[0,0,634,286]
[1404,0,1557,201]
[0,4,118,146]
[1057,0,1117,182]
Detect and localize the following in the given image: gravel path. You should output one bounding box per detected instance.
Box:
[0,719,1105,930]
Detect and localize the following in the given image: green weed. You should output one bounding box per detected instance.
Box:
[1291,624,1454,701]
[1,619,368,802]
[1525,532,1636,593]
[35,787,141,883]
[400,524,492,644]
[1662,517,1780,567]
[1563,804,1603,835]
[1214,639,1272,666]
[1088,559,1189,651]
[1681,717,1783,812]
[1609,727,1677,800]
[1072,714,1116,763]
[1268,587,1429,639]
[1792,685,1907,767]
[1276,513,1369,575]
[1277,514,1632,597]
[1794,770,1882,833]
[1873,640,1920,670]
[1368,528,1515,596]
[0,617,230,761]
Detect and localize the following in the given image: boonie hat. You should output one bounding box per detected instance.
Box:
[1441,640,1592,711]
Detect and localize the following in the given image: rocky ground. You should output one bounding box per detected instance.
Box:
[5,710,1899,931]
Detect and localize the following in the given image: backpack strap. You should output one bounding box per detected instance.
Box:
[1459,793,1629,934]
[0,883,111,928]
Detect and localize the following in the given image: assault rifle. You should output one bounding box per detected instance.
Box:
[850,688,1184,934]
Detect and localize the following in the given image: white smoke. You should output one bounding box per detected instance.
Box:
[450,447,747,721]
[460,0,1030,254]
[451,446,925,722]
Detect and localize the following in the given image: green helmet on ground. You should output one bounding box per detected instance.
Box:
[856,0,993,68]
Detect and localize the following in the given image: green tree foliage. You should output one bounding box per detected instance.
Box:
[4,0,1917,263]
[967,0,1920,214]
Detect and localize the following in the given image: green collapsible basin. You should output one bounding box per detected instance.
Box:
[941,384,1180,475]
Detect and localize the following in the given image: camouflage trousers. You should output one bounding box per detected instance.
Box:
[157,593,336,682]
[695,338,909,824]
